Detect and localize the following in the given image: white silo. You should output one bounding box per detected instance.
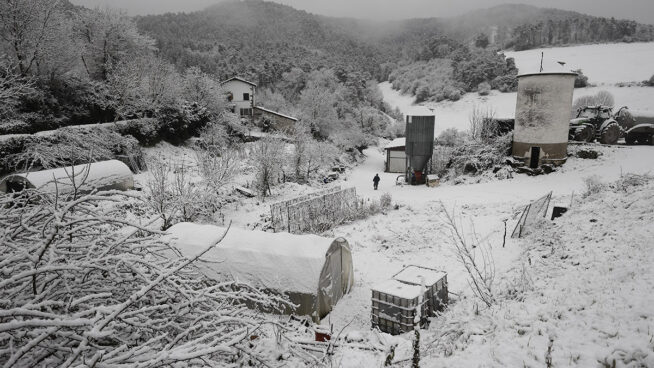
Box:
[512,72,576,167]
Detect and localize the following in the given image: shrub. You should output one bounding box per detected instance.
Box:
[437,128,465,147]
[477,82,491,96]
[0,127,144,176]
[648,74,654,86]
[380,192,392,211]
[582,175,605,198]
[574,69,589,88]
[572,90,615,116]
[118,118,162,146]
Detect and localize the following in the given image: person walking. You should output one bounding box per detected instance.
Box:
[373,174,380,190]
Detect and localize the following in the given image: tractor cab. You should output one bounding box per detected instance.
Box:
[576,106,612,120]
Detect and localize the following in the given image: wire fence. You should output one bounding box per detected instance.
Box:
[271,187,358,234]
[511,191,552,238]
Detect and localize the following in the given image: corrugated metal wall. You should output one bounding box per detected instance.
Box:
[405,115,435,171]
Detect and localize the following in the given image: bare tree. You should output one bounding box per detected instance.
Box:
[440,203,496,308]
[0,0,63,76]
[74,7,155,81]
[0,58,33,117]
[252,135,285,197]
[196,148,240,192]
[144,157,178,230]
[469,105,497,142]
[0,187,305,366]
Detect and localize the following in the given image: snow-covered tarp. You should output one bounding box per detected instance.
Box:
[166,223,347,294]
[0,160,134,194]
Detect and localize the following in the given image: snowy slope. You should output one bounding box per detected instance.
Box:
[381,82,654,136]
[505,42,654,85]
[380,42,654,136]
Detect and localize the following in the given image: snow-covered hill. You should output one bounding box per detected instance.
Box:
[505,42,654,85]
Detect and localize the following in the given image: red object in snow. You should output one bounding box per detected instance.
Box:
[414,171,423,184]
[314,327,331,342]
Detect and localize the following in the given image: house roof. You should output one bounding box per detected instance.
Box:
[384,137,406,149]
[254,106,298,121]
[220,76,257,87]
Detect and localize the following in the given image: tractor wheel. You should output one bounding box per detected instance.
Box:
[643,134,653,145]
[575,125,595,142]
[625,133,637,145]
[599,124,620,145]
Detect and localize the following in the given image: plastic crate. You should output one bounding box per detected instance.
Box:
[392,265,448,315]
[371,280,431,335]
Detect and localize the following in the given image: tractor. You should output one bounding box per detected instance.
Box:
[569,105,654,145]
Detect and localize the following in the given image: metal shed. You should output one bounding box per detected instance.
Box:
[166,223,354,321]
[0,160,134,195]
[384,138,406,173]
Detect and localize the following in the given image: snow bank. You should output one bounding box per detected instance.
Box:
[166,223,342,294]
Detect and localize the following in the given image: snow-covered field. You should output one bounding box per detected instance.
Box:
[505,42,654,85]
[380,42,654,136]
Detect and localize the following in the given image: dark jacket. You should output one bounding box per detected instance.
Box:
[373,175,380,183]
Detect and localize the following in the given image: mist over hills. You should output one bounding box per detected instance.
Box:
[135,1,653,85]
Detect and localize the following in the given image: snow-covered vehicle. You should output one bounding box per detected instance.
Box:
[569,105,621,144]
[569,106,654,145]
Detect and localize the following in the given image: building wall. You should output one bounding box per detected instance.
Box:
[513,73,576,162]
[222,80,256,114]
[255,108,296,132]
[386,147,407,173]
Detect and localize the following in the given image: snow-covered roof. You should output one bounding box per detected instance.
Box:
[220,76,257,87]
[0,160,134,194]
[385,137,406,149]
[393,266,446,287]
[166,223,347,294]
[372,279,422,299]
[254,106,298,121]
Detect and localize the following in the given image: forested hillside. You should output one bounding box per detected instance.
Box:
[135,1,392,85]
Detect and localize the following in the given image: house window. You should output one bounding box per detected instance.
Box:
[240,108,252,116]
[243,93,250,101]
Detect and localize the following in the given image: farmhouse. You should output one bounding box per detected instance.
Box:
[221,76,299,131]
[384,137,407,173]
[220,77,256,117]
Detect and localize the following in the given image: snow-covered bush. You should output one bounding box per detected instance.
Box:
[436,128,465,147]
[380,192,392,211]
[0,188,303,366]
[0,127,144,176]
[582,175,606,198]
[614,173,652,192]
[573,69,589,88]
[477,82,491,96]
[572,90,615,116]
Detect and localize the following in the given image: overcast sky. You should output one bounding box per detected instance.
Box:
[69,0,654,24]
